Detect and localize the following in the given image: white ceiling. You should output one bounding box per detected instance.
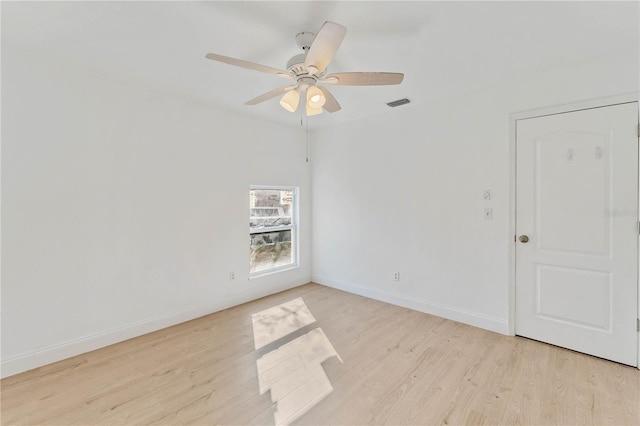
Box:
[2,1,638,128]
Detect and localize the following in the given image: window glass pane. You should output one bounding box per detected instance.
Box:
[250,188,296,273]
[250,230,292,273]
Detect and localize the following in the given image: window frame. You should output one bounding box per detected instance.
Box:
[249,185,299,278]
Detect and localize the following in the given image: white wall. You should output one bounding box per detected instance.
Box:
[310,54,639,334]
[1,52,311,377]
[3,49,638,378]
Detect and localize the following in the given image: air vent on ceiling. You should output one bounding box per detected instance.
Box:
[386,98,411,108]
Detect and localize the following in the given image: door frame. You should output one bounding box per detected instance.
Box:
[507,92,640,368]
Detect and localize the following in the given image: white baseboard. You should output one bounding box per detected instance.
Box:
[0,279,308,379]
[312,275,509,335]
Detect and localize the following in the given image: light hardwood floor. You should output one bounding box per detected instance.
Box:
[2,283,639,425]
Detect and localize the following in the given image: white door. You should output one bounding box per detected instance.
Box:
[516,102,639,366]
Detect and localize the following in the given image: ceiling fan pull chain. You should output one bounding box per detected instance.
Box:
[305,112,309,164]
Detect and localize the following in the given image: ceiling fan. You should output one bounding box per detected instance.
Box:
[205,21,404,116]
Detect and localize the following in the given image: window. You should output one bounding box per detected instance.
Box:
[250,187,298,275]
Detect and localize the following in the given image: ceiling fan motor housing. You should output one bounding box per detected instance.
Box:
[286,53,307,75]
[288,31,322,78]
[286,54,325,81]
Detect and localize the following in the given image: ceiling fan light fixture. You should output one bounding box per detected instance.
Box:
[306,104,323,116]
[306,85,326,109]
[279,89,300,112]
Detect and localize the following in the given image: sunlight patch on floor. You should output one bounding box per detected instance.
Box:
[252,298,342,425]
[257,328,342,425]
[251,297,316,350]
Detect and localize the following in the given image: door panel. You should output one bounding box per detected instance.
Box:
[535,264,611,331]
[516,102,638,366]
[535,131,611,255]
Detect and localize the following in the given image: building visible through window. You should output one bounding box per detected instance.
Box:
[250,187,297,275]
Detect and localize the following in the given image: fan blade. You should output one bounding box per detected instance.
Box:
[322,72,404,86]
[206,53,292,79]
[245,85,297,105]
[304,21,347,74]
[318,86,341,113]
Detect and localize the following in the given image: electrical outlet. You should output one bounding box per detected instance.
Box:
[230,271,236,280]
[393,272,400,281]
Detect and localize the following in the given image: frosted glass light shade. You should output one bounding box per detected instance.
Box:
[306,104,323,116]
[279,89,300,112]
[306,86,326,109]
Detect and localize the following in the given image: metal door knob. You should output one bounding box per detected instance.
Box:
[519,235,529,243]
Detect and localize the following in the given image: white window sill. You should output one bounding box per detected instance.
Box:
[249,263,300,280]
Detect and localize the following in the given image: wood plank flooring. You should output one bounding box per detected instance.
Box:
[2,283,639,425]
